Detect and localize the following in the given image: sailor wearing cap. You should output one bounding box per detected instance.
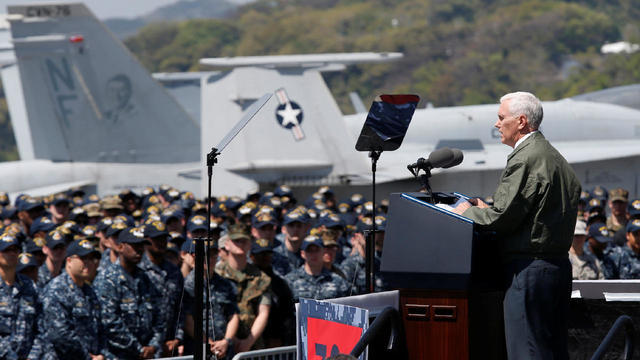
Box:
[217,223,272,352]
[138,221,184,356]
[607,219,640,279]
[17,197,45,237]
[0,233,44,359]
[97,221,127,272]
[568,220,603,280]
[48,193,71,225]
[93,227,164,359]
[251,212,292,276]
[250,238,296,347]
[16,252,39,283]
[40,239,108,359]
[37,230,70,287]
[583,222,616,279]
[606,188,629,235]
[284,235,349,303]
[183,238,239,359]
[273,211,309,273]
[341,216,388,294]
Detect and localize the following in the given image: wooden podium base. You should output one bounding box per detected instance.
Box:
[399,289,506,360]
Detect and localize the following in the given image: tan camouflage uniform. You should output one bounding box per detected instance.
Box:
[216,261,271,350]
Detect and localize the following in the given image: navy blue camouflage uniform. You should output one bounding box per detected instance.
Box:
[93,260,164,358]
[41,271,109,359]
[0,273,43,360]
[37,263,57,288]
[270,240,293,276]
[138,253,185,344]
[98,247,113,273]
[184,271,239,342]
[607,244,640,279]
[272,237,304,273]
[285,266,349,302]
[583,243,616,279]
[340,252,386,294]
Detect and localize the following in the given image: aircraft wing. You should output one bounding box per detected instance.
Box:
[355,139,640,184]
[8,179,94,199]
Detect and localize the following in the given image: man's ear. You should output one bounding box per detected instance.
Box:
[518,114,529,131]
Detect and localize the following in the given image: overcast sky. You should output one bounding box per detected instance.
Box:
[0,0,178,19]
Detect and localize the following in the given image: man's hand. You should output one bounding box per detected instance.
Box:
[452,201,472,215]
[90,355,105,360]
[350,233,366,257]
[469,197,490,208]
[163,339,180,356]
[140,346,156,359]
[211,338,230,358]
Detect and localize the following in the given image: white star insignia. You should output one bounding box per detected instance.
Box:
[277,102,301,127]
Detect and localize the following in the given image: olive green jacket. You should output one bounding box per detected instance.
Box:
[463,132,581,260]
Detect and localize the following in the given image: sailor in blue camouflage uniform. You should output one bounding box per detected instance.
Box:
[608,219,640,279]
[273,210,308,272]
[93,227,164,359]
[37,230,70,287]
[139,221,185,357]
[340,216,388,294]
[0,233,44,360]
[251,211,292,276]
[183,239,239,359]
[98,222,128,272]
[285,235,349,302]
[41,239,110,359]
[583,222,617,279]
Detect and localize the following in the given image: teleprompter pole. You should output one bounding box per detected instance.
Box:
[194,238,205,360]
[366,150,381,294]
[194,147,219,360]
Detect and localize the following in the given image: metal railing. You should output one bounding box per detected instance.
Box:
[231,345,296,360]
[350,306,408,360]
[159,345,296,360]
[591,315,636,360]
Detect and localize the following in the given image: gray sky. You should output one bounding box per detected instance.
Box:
[0,0,179,19]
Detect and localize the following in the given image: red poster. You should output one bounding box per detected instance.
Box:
[307,317,364,360]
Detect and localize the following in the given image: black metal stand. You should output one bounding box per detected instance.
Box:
[409,165,434,204]
[195,147,219,360]
[194,237,205,360]
[418,170,434,204]
[366,150,381,294]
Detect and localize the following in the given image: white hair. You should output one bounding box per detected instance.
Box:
[500,92,543,130]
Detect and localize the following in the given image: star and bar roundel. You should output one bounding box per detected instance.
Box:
[275,88,305,141]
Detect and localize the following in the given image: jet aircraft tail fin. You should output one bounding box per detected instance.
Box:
[4,3,199,163]
[199,62,371,195]
[571,84,640,111]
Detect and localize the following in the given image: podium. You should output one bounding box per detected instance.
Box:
[380,192,506,360]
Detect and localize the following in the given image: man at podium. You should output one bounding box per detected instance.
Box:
[453,92,581,360]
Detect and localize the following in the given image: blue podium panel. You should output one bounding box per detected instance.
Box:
[381,192,475,289]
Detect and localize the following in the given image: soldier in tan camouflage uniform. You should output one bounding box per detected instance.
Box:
[217,223,271,353]
[607,188,629,245]
[568,220,604,280]
[320,229,347,279]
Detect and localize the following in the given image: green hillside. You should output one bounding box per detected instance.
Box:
[1,0,640,161]
[125,0,640,111]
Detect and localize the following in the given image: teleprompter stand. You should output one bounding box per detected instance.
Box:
[354,94,419,293]
[193,93,272,360]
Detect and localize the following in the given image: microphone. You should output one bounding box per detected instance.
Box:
[443,148,463,168]
[407,147,463,171]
